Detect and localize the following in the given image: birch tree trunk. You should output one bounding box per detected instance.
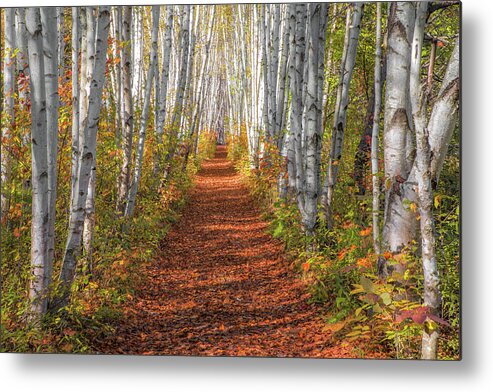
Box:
[83,7,98,260]
[276,6,290,141]
[321,6,350,221]
[290,4,307,218]
[1,8,15,216]
[381,2,416,267]
[132,7,144,108]
[125,6,160,218]
[40,7,59,290]
[71,8,80,205]
[78,7,88,146]
[269,5,280,144]
[260,4,271,140]
[183,6,215,169]
[427,40,460,185]
[154,6,174,174]
[372,2,383,258]
[275,6,290,198]
[55,6,110,310]
[409,1,439,360]
[57,7,65,78]
[321,4,338,130]
[286,4,297,198]
[162,5,190,182]
[301,3,327,240]
[111,6,122,145]
[116,6,134,214]
[324,3,363,230]
[26,7,50,317]
[15,8,29,111]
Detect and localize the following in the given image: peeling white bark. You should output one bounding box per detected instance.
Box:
[26,7,49,317]
[325,3,363,230]
[125,6,160,218]
[56,6,110,310]
[40,7,59,292]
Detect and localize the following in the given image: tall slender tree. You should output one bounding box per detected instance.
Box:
[56,6,111,310]
[324,3,364,230]
[162,5,191,182]
[125,6,160,218]
[1,8,16,216]
[40,7,59,292]
[116,6,134,214]
[26,7,49,317]
[371,2,383,259]
[154,6,174,174]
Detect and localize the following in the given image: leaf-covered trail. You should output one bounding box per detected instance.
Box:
[94,146,363,357]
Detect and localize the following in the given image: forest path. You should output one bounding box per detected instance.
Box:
[94,146,357,357]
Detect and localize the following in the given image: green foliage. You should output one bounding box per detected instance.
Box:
[1,85,217,352]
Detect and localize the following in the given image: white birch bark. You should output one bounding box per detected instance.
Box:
[321,6,350,221]
[125,6,160,218]
[428,40,460,184]
[40,7,59,290]
[56,6,110,309]
[163,5,190,181]
[302,3,327,239]
[15,8,28,74]
[116,6,134,214]
[70,8,80,207]
[78,8,88,147]
[83,7,98,259]
[325,3,364,230]
[409,4,459,358]
[131,7,144,108]
[1,8,15,216]
[155,5,173,145]
[57,7,65,78]
[26,7,49,317]
[321,4,338,130]
[381,2,416,256]
[372,3,383,257]
[286,4,298,197]
[183,6,215,168]
[292,4,308,217]
[15,8,29,112]
[409,1,440,360]
[269,5,281,144]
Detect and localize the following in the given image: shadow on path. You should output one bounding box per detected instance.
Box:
[94,146,365,358]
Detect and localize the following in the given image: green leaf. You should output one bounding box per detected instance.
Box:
[360,276,374,293]
[380,292,392,306]
[373,303,382,313]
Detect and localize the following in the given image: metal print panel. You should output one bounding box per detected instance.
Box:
[0,1,461,360]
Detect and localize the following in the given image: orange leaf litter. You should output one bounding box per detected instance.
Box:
[92,146,382,358]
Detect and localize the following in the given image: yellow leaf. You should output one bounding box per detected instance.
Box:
[434,195,441,208]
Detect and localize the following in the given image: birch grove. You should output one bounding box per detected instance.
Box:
[1,3,460,360]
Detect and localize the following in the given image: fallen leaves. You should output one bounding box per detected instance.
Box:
[92,147,379,358]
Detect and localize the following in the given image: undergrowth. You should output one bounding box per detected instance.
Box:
[1,132,216,353]
[229,137,460,360]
